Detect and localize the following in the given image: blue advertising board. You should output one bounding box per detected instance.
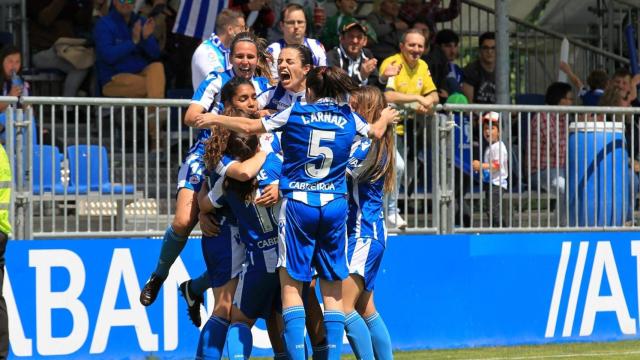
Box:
[6,232,640,358]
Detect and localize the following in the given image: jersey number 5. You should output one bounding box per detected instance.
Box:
[305,129,335,179]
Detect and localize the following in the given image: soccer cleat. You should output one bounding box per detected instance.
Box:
[180,280,204,327]
[140,273,164,306]
[386,213,407,229]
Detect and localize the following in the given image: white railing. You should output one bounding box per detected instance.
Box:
[5,97,640,238]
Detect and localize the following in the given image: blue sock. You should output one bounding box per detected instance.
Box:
[364,313,393,360]
[227,323,252,359]
[282,306,306,360]
[345,312,374,360]
[154,225,187,279]
[196,315,230,360]
[273,352,288,360]
[312,339,328,360]
[323,311,345,360]
[190,270,211,296]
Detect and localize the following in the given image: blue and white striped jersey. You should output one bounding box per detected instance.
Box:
[172,0,229,39]
[257,83,305,154]
[191,33,230,90]
[261,99,369,206]
[189,70,270,156]
[267,38,326,81]
[257,83,306,111]
[209,152,283,272]
[346,137,386,243]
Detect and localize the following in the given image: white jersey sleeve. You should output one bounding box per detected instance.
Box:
[207,175,226,208]
[262,105,294,132]
[257,87,276,109]
[353,112,370,137]
[191,73,223,111]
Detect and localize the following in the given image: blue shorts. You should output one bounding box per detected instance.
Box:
[277,197,349,282]
[177,152,207,192]
[233,252,281,319]
[201,223,245,288]
[347,237,385,292]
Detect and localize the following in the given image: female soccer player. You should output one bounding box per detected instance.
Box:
[139,32,271,323]
[258,44,313,112]
[193,66,398,360]
[199,117,285,359]
[344,86,395,360]
[193,87,267,359]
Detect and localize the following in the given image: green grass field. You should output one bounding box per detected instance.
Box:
[378,340,640,359]
[249,340,640,359]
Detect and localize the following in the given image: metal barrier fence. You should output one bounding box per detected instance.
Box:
[5,97,640,238]
[441,103,640,233]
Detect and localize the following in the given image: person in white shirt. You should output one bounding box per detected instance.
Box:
[472,111,508,227]
[267,3,326,81]
[191,9,246,90]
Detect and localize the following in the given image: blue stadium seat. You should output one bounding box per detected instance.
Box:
[32,145,67,195]
[67,145,135,194]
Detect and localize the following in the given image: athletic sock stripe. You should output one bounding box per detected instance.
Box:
[210,315,230,326]
[364,312,380,324]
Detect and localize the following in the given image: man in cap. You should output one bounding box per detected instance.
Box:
[326,19,378,86]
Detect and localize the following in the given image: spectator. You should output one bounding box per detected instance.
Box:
[267,3,326,81]
[609,68,640,105]
[379,29,438,113]
[367,0,407,62]
[413,21,448,99]
[326,19,378,86]
[230,0,275,39]
[94,0,165,148]
[320,0,358,50]
[0,46,29,114]
[399,0,461,34]
[462,31,496,104]
[268,0,326,42]
[379,28,439,229]
[472,111,508,227]
[559,62,608,106]
[435,29,463,89]
[27,0,92,96]
[529,82,572,226]
[191,9,246,90]
[167,0,225,89]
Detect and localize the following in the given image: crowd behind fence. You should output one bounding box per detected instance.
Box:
[5,97,640,239]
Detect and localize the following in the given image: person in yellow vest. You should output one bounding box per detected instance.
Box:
[0,142,10,359]
[378,28,439,229]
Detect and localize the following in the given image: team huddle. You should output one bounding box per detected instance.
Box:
[138,29,398,360]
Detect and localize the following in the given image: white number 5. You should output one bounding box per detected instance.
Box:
[305,129,335,179]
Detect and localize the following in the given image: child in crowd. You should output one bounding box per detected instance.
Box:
[559,61,608,106]
[472,111,508,227]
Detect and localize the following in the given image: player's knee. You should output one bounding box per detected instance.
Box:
[172,213,197,236]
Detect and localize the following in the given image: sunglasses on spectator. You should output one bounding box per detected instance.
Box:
[118,0,135,5]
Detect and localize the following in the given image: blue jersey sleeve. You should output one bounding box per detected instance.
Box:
[258,152,283,188]
[262,105,294,132]
[347,137,372,181]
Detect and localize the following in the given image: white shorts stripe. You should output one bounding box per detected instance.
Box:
[277,198,288,269]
